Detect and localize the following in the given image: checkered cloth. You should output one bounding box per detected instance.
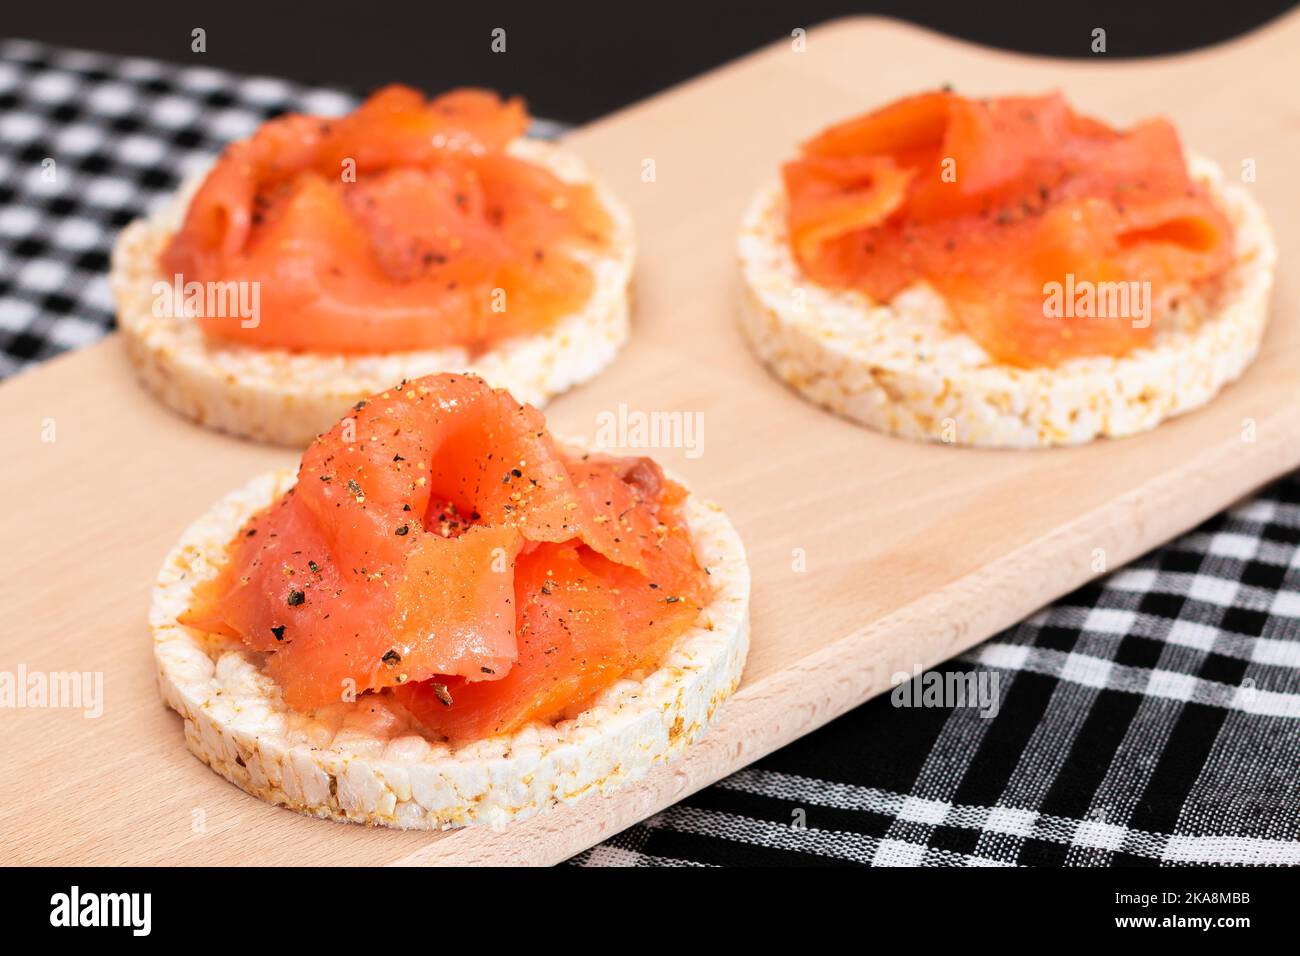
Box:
[572,475,1300,866]
[0,39,565,378]
[3,40,1297,867]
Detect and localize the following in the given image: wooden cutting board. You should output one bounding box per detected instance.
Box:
[3,13,1298,866]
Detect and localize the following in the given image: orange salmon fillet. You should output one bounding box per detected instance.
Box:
[181,374,710,740]
[783,91,1235,366]
[160,86,612,354]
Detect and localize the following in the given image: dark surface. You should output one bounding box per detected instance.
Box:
[3,0,1296,124]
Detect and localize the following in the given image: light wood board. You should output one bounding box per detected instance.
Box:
[3,14,1299,866]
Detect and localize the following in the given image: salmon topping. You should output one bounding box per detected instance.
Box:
[181,374,710,742]
[160,85,613,354]
[783,91,1236,366]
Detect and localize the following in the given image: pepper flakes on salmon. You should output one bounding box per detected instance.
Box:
[160,85,613,355]
[180,374,710,741]
[783,91,1235,366]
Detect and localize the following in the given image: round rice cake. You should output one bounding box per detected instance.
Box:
[112,139,635,446]
[737,155,1276,448]
[151,465,749,831]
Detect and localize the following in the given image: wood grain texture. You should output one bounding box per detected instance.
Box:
[2,14,1298,866]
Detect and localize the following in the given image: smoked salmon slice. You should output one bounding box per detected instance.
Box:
[180,374,710,740]
[160,86,613,354]
[783,91,1235,366]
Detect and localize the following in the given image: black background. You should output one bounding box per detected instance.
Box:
[12,866,1284,933]
[2,0,1296,123]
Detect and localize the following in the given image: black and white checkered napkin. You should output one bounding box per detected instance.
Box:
[0,39,565,378]
[0,39,357,378]
[3,39,1296,867]
[572,472,1300,866]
